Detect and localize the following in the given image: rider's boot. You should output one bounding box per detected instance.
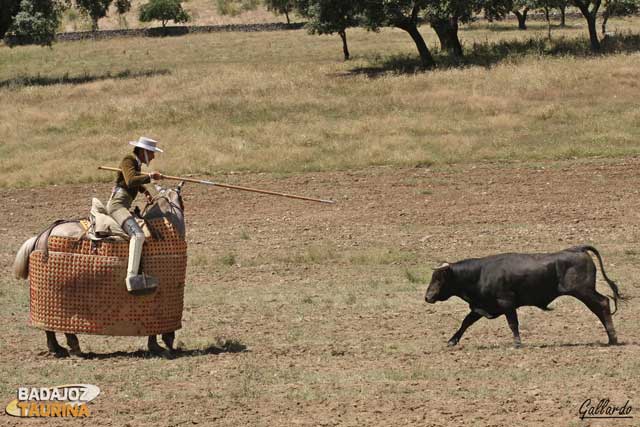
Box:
[122,218,158,294]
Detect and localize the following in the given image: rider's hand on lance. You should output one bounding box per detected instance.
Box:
[144,191,154,204]
[148,171,163,180]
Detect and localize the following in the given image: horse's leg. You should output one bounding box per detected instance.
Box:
[65,334,82,356]
[46,331,69,357]
[148,335,164,353]
[162,332,175,351]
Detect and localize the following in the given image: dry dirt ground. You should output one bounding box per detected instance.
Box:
[1,158,639,426]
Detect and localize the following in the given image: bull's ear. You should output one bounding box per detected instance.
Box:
[433,262,450,271]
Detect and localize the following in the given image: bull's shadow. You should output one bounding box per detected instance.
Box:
[471,341,629,351]
[60,338,247,360]
[0,69,171,89]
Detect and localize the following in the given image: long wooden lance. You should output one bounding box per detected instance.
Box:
[98,166,335,204]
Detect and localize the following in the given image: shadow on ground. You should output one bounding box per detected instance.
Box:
[342,33,640,78]
[0,69,171,89]
[46,338,248,360]
[465,22,580,33]
[470,341,631,350]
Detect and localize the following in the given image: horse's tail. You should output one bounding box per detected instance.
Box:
[13,236,38,280]
[570,245,627,314]
[13,219,83,280]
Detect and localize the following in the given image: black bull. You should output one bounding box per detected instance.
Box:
[425,245,624,347]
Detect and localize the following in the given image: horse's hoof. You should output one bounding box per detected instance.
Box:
[50,348,70,358]
[149,347,174,359]
[148,342,168,356]
[69,348,83,357]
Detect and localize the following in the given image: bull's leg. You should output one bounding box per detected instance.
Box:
[505,310,522,348]
[448,311,482,346]
[575,292,618,345]
[162,332,175,351]
[45,331,69,357]
[65,333,82,356]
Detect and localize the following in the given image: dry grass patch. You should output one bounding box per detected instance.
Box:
[1,18,640,187]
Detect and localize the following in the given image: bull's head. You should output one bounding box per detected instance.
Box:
[425,263,453,303]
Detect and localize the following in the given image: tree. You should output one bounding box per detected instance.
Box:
[114,0,131,27]
[570,0,603,50]
[601,0,639,36]
[75,0,111,30]
[139,0,190,33]
[557,0,568,26]
[299,0,360,60]
[511,0,534,29]
[425,0,485,58]
[4,0,61,46]
[537,0,559,39]
[114,0,130,14]
[0,0,22,38]
[264,0,295,23]
[359,0,436,68]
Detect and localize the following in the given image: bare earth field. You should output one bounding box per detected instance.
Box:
[1,158,639,426]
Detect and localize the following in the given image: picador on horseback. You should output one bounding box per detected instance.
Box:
[108,136,164,294]
[12,141,331,357]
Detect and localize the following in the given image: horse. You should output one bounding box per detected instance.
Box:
[13,183,186,358]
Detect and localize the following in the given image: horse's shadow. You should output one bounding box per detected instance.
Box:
[70,339,248,360]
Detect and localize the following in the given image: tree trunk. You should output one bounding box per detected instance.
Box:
[559,5,566,27]
[431,16,463,58]
[397,22,436,68]
[285,11,290,24]
[544,6,551,40]
[574,0,601,51]
[586,13,601,50]
[601,11,609,37]
[338,29,350,61]
[91,16,99,31]
[513,8,529,30]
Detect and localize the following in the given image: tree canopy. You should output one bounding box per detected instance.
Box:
[0,0,22,39]
[4,0,61,45]
[298,0,361,60]
[139,0,190,30]
[264,0,295,23]
[75,0,112,30]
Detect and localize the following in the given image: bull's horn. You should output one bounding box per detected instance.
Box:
[433,263,450,271]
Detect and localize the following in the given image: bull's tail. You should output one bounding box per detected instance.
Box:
[570,245,626,314]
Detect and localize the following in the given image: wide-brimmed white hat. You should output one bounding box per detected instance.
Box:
[129,136,164,153]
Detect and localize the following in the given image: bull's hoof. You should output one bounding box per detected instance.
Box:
[447,339,459,347]
[513,341,522,349]
[608,338,619,346]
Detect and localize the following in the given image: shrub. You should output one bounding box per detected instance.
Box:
[139,0,190,33]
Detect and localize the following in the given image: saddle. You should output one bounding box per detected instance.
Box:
[88,198,153,241]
